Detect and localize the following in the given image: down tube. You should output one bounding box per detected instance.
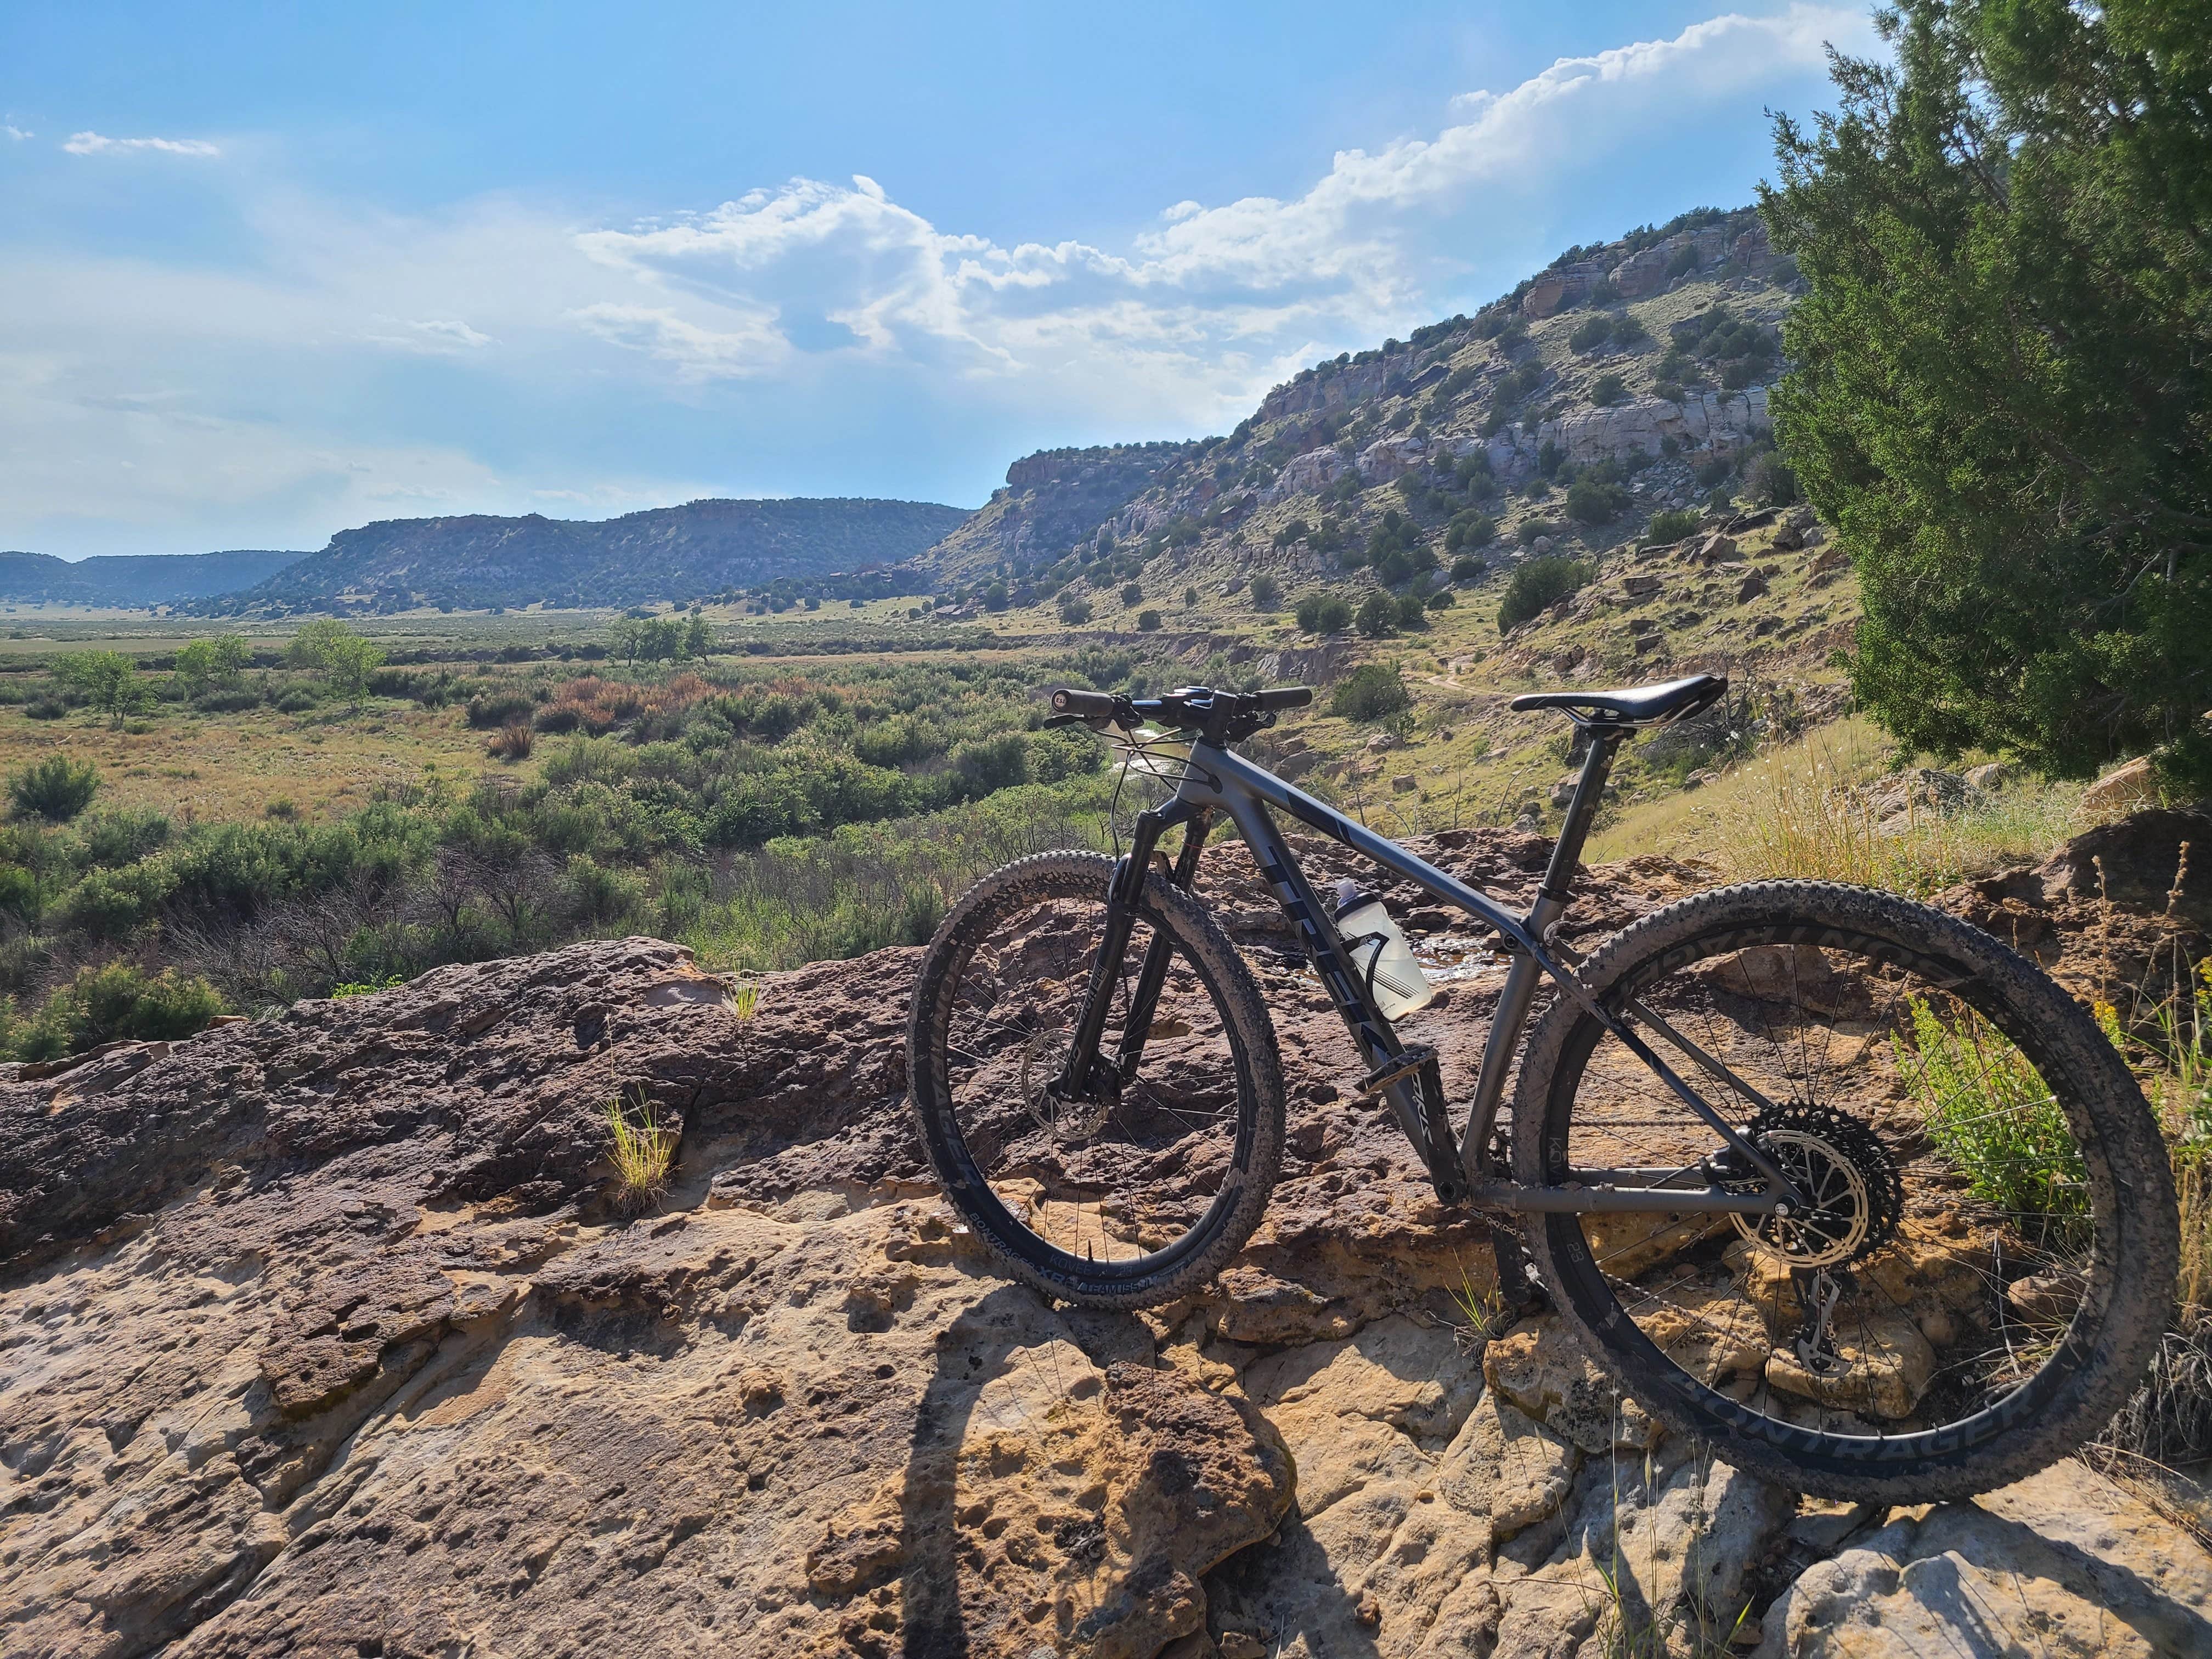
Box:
[1197,743,1543,955]
[1198,777,1436,1156]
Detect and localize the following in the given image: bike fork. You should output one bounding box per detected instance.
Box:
[1054,803,1204,1102]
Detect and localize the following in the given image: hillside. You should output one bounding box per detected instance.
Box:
[877,206,1835,835]
[926,440,1200,584]
[0,548,302,608]
[191,497,973,616]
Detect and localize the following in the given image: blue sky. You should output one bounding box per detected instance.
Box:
[1,2,1876,558]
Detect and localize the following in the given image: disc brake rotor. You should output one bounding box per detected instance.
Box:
[1729,1103,1901,1268]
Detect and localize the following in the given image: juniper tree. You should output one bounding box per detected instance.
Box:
[1763,0,2212,788]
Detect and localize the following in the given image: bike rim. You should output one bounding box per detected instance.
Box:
[928,879,1251,1282]
[1547,920,2121,1459]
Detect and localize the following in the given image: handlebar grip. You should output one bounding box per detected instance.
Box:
[1257,686,1313,710]
[1050,688,1118,720]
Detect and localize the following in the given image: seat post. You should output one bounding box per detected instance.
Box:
[1533,725,1626,924]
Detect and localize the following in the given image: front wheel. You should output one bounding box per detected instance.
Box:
[1512,880,2177,1502]
[907,851,1285,1308]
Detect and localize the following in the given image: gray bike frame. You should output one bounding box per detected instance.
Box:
[1156,727,1802,1217]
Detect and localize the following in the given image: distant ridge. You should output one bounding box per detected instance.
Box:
[0,549,303,608]
[190,497,973,615]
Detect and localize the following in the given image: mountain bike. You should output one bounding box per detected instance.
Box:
[906,676,2177,1499]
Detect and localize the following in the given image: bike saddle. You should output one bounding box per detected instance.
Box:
[1509,673,1726,728]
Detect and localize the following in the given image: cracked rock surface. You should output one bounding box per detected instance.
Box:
[4,827,2211,1658]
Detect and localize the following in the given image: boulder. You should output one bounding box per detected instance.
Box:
[2082,754,2161,815]
[1963,760,2013,792]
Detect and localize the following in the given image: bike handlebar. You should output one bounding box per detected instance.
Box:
[1046,684,1312,742]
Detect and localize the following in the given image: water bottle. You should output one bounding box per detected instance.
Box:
[1332,879,1435,1019]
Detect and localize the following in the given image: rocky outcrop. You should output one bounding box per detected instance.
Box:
[5,830,2210,1657]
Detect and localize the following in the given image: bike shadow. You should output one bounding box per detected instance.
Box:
[894,1283,1378,1658]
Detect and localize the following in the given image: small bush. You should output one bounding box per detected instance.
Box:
[1516,518,1560,548]
[1137,609,1164,632]
[193,688,262,713]
[274,688,320,714]
[488,721,536,761]
[1451,555,1488,583]
[467,690,537,729]
[1497,557,1593,632]
[1745,450,1801,507]
[8,754,100,821]
[1568,315,1613,353]
[1120,582,1143,607]
[1395,592,1430,630]
[1446,510,1496,552]
[1331,663,1412,722]
[1642,508,1705,548]
[1294,592,1353,634]
[1588,373,1627,408]
[1356,591,1400,638]
[1426,588,1457,610]
[1566,478,1630,525]
[10,962,227,1059]
[24,697,65,721]
[1058,592,1093,624]
[1248,574,1281,611]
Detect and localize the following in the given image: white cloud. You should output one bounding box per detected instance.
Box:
[3,125,32,142]
[367,317,496,354]
[63,131,221,157]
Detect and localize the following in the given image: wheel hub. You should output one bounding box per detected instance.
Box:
[1729,1103,1901,1267]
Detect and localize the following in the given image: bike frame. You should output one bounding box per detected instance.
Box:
[1062,722,1805,1220]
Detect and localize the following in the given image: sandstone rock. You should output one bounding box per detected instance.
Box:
[1485,1318,1657,1454]
[1736,572,1769,604]
[2083,754,2160,816]
[1963,759,2013,793]
[1619,574,1662,600]
[1754,1460,2212,1657]
[1391,775,1417,794]
[1866,766,1968,824]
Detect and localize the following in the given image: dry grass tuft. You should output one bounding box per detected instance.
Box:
[1593,717,2088,895]
[487,720,535,761]
[602,1092,676,1212]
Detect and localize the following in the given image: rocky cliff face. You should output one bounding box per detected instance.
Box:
[5,825,2209,1658]
[927,443,1199,583]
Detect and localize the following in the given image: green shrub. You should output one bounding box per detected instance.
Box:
[1898,997,2089,1250]
[1451,555,1488,583]
[274,688,320,714]
[9,962,227,1059]
[1588,373,1627,408]
[1058,592,1093,624]
[1426,588,1458,610]
[1516,518,1560,548]
[1356,591,1400,638]
[8,755,100,821]
[467,690,537,729]
[1137,609,1163,631]
[1446,510,1496,552]
[1330,663,1412,722]
[952,732,1030,795]
[1395,593,1430,630]
[1497,557,1594,632]
[1642,507,1705,547]
[81,808,172,867]
[193,688,262,714]
[54,861,178,939]
[1745,450,1801,507]
[1568,315,1613,353]
[1294,592,1352,634]
[1566,478,1630,524]
[1248,574,1281,611]
[1120,582,1143,607]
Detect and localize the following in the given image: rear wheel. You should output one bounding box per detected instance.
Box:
[907,851,1284,1308]
[1513,881,2177,1501]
